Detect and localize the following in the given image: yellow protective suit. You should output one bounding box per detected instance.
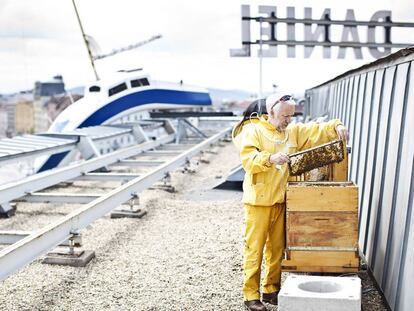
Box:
[233,115,342,301]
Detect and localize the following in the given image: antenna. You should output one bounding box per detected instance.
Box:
[71,0,100,80]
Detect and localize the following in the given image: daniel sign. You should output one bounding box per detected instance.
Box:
[230,5,414,59]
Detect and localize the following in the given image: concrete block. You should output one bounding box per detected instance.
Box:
[279,275,361,311]
[42,250,95,267]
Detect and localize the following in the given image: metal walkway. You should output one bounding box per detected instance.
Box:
[0,134,77,165]
[0,118,233,281]
[0,124,149,166]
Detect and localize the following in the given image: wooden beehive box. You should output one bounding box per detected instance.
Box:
[282,181,359,273]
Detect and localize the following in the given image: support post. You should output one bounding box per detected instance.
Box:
[110,193,147,219]
[42,233,95,267]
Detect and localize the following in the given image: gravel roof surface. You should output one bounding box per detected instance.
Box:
[0,141,389,311]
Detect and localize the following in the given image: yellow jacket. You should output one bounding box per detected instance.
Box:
[234,115,342,206]
[232,117,260,151]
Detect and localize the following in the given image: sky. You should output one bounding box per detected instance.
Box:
[0,0,413,96]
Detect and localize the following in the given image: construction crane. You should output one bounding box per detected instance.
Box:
[71,0,161,80]
[93,34,162,60]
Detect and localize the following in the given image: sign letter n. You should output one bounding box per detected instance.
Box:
[230,5,251,57]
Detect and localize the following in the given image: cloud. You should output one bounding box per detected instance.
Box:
[0,1,78,40]
[0,0,413,95]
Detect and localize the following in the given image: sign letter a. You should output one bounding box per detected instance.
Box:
[338,10,363,59]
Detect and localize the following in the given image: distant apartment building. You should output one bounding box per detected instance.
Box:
[33,75,66,133]
[0,75,67,136]
[34,75,65,98]
[5,91,33,136]
[0,101,8,138]
[15,100,35,134]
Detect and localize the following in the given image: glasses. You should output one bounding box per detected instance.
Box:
[279,95,292,102]
[270,95,293,111]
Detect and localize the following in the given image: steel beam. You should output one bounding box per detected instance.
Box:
[247,39,411,48]
[18,193,101,204]
[157,144,195,150]
[0,127,231,281]
[74,173,141,181]
[0,134,175,206]
[149,111,234,118]
[181,119,207,138]
[143,150,182,156]
[115,160,165,167]
[199,116,241,122]
[245,16,414,28]
[0,231,81,247]
[77,136,101,160]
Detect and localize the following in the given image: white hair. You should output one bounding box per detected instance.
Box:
[265,92,296,114]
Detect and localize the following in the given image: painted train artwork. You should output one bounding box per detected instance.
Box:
[37,69,212,172]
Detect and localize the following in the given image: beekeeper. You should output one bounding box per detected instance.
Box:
[234,93,348,311]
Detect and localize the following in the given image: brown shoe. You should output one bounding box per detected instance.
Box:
[244,299,267,311]
[262,291,278,305]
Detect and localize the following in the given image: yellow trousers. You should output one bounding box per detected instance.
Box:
[243,203,285,301]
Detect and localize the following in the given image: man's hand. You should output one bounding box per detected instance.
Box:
[336,124,349,142]
[269,152,290,165]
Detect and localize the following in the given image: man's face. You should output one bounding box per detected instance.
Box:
[269,103,295,130]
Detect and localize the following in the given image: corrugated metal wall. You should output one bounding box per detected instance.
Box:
[305,47,414,311]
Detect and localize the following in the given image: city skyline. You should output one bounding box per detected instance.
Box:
[1,0,413,96]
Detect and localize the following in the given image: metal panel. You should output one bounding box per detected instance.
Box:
[394,62,414,311]
[0,125,142,166]
[360,68,385,256]
[347,75,360,153]
[335,81,341,118]
[331,83,337,118]
[305,48,414,310]
[396,167,414,311]
[329,82,340,118]
[340,78,350,124]
[13,136,63,145]
[366,66,396,265]
[349,73,367,183]
[356,71,376,248]
[339,79,347,120]
[356,71,374,186]
[371,64,407,288]
[344,76,355,131]
[381,62,412,307]
[0,140,44,149]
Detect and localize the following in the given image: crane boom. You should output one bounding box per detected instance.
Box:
[93,34,162,60]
